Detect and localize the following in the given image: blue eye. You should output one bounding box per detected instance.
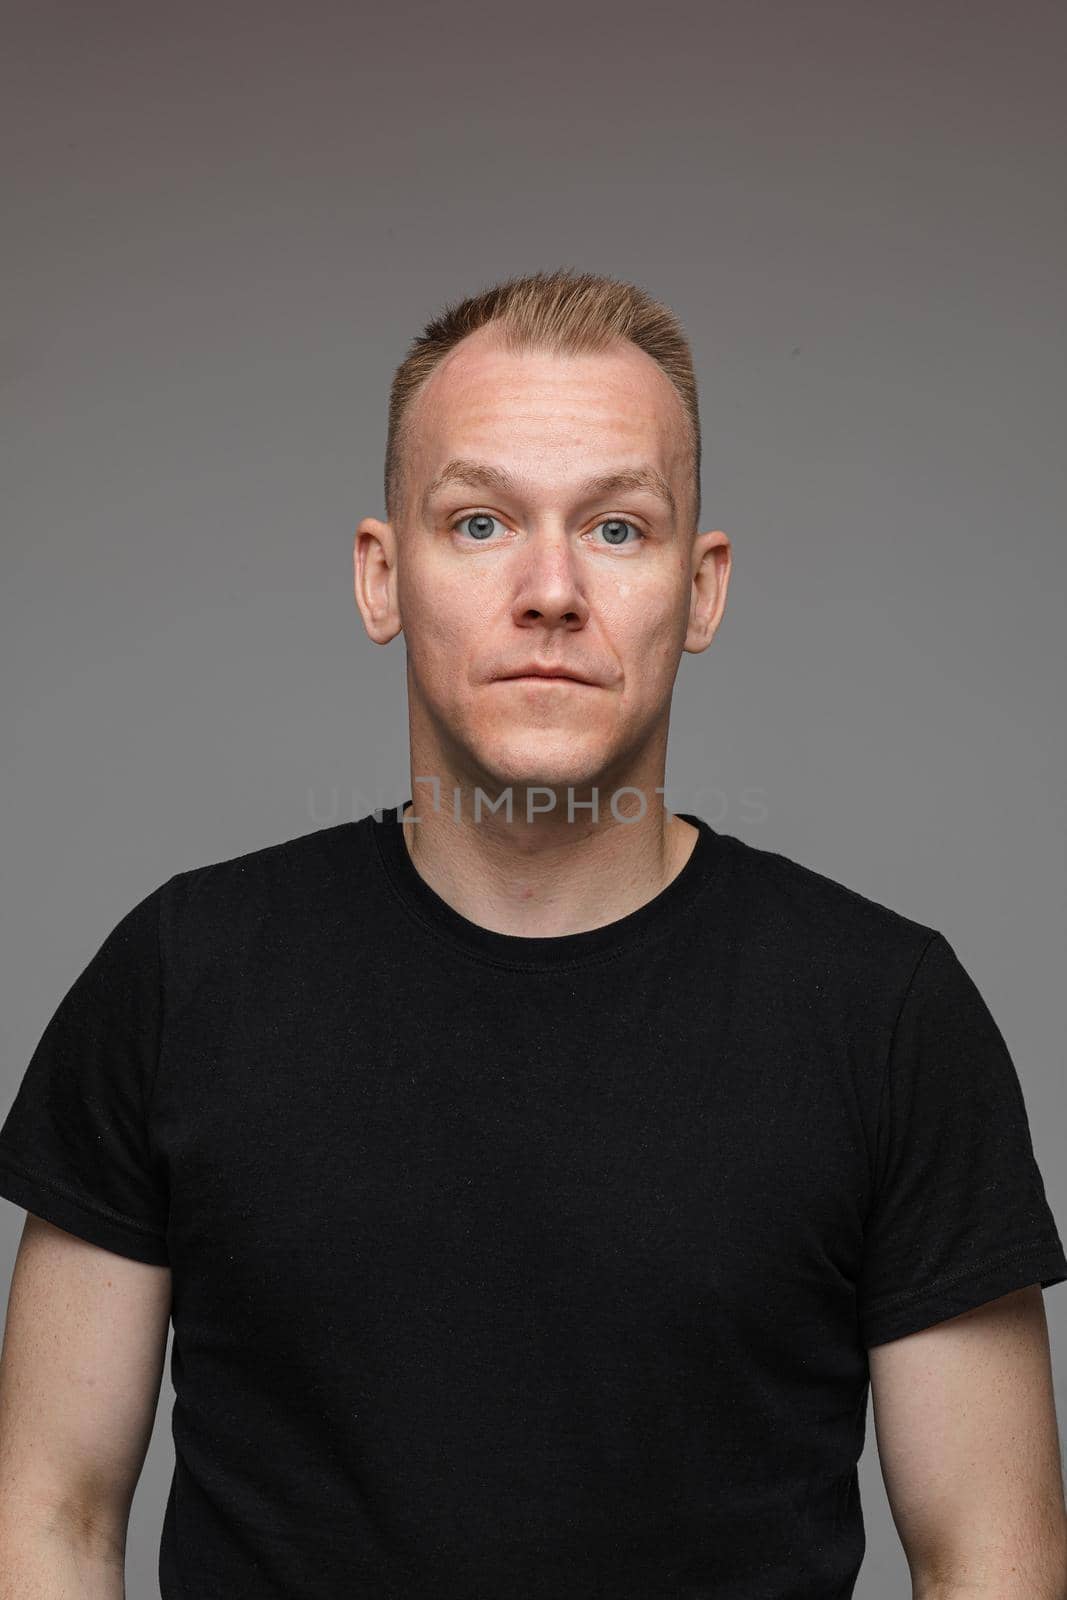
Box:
[453,513,502,541]
[593,518,644,547]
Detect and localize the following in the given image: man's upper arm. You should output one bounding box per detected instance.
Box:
[869,1283,1067,1594]
[0,1213,171,1557]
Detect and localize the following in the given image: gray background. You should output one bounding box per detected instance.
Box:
[2,0,1065,1592]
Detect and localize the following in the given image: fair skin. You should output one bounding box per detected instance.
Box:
[0,325,1062,1595]
[353,323,731,935]
[870,1284,1067,1597]
[0,1214,170,1591]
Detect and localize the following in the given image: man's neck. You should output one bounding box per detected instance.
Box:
[398,798,699,940]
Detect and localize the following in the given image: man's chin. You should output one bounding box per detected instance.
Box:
[459,758,630,814]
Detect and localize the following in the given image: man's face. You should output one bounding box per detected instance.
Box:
[357,323,728,812]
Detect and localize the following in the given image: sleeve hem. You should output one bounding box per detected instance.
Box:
[860,1235,1067,1348]
[0,1148,169,1266]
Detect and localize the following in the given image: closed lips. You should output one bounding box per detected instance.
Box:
[499,668,597,683]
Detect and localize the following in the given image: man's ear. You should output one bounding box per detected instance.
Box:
[683,529,732,655]
[353,517,403,644]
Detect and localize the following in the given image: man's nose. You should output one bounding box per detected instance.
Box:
[510,528,590,627]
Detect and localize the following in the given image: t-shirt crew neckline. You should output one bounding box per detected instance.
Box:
[371,799,723,970]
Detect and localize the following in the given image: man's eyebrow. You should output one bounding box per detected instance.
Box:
[421,458,677,519]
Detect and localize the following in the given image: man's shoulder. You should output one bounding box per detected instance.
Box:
[157,814,380,929]
[712,825,939,985]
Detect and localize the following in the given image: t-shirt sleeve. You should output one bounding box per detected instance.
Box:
[0,883,170,1266]
[858,930,1066,1348]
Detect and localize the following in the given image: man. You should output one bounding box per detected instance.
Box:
[0,267,1064,1599]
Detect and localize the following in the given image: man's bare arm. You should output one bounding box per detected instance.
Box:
[0,1213,171,1597]
[868,1282,1067,1598]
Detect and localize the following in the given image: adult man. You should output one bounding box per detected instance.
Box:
[0,267,1065,1598]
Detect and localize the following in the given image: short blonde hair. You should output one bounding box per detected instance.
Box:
[384,266,701,533]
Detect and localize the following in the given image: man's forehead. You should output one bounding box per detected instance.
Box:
[423,337,684,430]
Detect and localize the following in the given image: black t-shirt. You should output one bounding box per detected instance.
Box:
[1,804,1064,1600]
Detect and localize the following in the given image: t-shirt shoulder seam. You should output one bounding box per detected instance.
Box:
[144,877,167,1142]
[865,929,945,1215]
